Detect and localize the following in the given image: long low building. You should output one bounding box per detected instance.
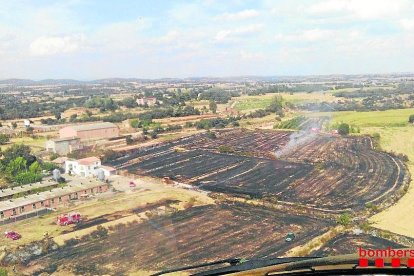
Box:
[59,122,119,140]
[0,181,109,221]
[0,181,59,201]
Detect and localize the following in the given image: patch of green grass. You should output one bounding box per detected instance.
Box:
[308,108,414,128]
[234,97,273,111]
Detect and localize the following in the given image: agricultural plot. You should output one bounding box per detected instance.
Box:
[312,233,406,257]
[107,129,406,211]
[29,203,333,275]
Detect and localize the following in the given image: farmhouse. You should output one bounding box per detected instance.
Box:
[0,181,109,221]
[136,97,157,106]
[59,122,119,140]
[45,137,82,155]
[64,157,117,179]
[65,157,101,177]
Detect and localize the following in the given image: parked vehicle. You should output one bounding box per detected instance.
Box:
[285,232,295,242]
[57,212,81,226]
[4,231,21,240]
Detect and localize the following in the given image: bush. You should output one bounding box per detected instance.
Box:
[337,123,350,135]
[337,212,352,226]
[14,172,43,185]
[206,130,216,139]
[218,145,234,153]
[0,134,9,145]
[409,114,414,123]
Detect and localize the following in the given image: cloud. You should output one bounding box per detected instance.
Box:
[215,24,264,42]
[239,50,265,60]
[216,9,260,21]
[275,29,335,42]
[400,18,414,30]
[308,0,411,20]
[29,34,86,56]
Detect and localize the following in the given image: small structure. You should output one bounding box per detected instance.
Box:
[51,157,69,168]
[65,157,101,177]
[136,97,157,106]
[45,137,82,155]
[100,166,117,177]
[59,122,120,140]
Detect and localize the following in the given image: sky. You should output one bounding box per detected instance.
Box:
[0,0,413,79]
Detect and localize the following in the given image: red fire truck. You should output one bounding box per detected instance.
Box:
[57,212,81,226]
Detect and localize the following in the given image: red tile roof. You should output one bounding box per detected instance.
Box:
[78,157,100,165]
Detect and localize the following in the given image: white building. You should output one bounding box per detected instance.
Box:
[64,157,116,178]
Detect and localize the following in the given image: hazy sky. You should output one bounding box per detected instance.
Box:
[0,0,413,79]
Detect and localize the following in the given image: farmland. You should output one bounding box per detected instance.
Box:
[313,233,407,257]
[107,128,407,211]
[27,202,333,275]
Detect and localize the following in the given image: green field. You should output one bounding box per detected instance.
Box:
[306,108,414,128]
[233,92,337,112]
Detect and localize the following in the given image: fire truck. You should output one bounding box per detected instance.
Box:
[57,212,81,226]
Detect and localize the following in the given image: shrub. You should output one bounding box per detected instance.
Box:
[218,145,235,153]
[337,212,352,226]
[337,123,350,135]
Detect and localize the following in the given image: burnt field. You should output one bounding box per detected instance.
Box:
[29,203,332,275]
[107,129,407,211]
[312,233,407,257]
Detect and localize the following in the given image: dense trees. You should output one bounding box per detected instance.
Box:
[119,97,138,108]
[0,145,44,185]
[195,117,240,129]
[198,88,239,104]
[85,97,118,112]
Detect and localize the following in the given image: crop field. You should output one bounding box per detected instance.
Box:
[312,233,406,257]
[107,129,406,211]
[28,203,333,275]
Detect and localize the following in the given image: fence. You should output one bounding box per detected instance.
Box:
[0,208,53,226]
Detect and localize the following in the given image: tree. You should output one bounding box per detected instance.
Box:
[11,122,17,129]
[1,144,35,165]
[337,123,350,135]
[6,157,27,177]
[209,100,217,114]
[126,135,134,145]
[0,134,9,145]
[150,130,158,139]
[53,111,61,120]
[29,161,42,174]
[69,114,78,122]
[409,114,414,123]
[130,119,142,128]
[121,97,138,108]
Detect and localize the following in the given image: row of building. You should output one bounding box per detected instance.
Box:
[0,181,109,220]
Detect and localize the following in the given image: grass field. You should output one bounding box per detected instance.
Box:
[233,92,337,112]
[0,136,47,152]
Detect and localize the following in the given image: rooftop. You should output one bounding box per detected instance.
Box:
[63,122,118,132]
[100,165,116,171]
[0,181,58,199]
[0,181,107,212]
[51,137,80,142]
[77,156,100,165]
